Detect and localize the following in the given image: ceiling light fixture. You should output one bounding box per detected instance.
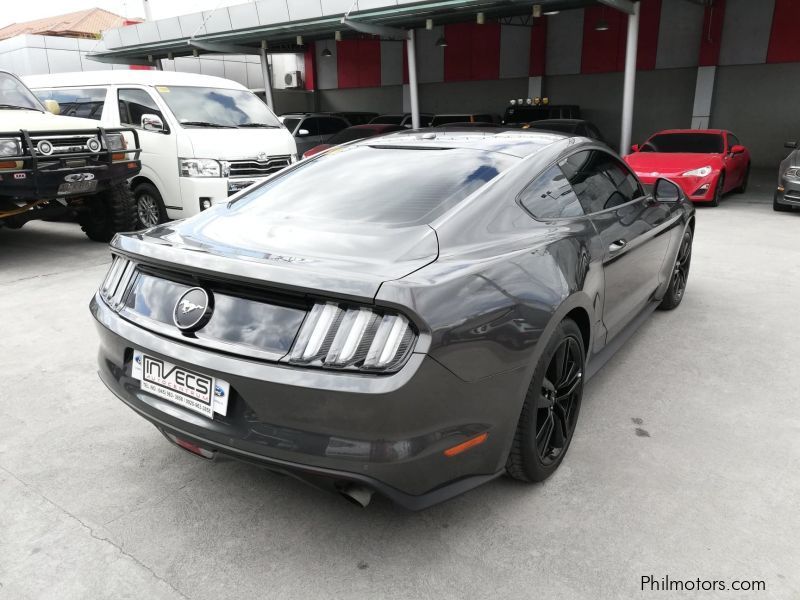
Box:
[477,12,485,25]
[436,36,448,47]
[425,18,433,30]
[532,4,542,18]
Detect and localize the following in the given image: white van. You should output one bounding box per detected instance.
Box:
[24,71,298,228]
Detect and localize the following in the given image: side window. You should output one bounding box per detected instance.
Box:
[35,87,107,120]
[561,150,641,214]
[300,117,321,136]
[519,164,585,220]
[118,88,164,128]
[604,156,644,205]
[318,118,347,136]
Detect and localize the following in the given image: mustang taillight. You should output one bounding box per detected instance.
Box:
[99,255,135,309]
[289,302,416,372]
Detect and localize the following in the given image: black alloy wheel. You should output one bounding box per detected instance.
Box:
[659,230,692,310]
[710,173,725,207]
[507,319,585,482]
[536,336,583,465]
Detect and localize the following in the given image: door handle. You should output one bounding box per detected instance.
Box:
[609,239,627,252]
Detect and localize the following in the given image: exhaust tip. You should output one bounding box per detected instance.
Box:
[339,484,374,508]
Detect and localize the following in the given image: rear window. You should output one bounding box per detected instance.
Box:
[645,133,724,154]
[231,146,517,226]
[528,122,577,135]
[370,115,404,125]
[327,127,389,145]
[431,115,470,126]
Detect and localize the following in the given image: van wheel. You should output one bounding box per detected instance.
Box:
[135,182,168,229]
[79,183,137,243]
[506,319,585,483]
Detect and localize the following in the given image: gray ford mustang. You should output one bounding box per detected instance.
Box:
[91,129,695,510]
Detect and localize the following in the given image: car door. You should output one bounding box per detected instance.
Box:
[561,149,676,340]
[317,117,348,144]
[724,132,748,190]
[116,87,180,217]
[294,117,321,154]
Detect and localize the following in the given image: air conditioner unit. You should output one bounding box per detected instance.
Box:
[284,71,302,89]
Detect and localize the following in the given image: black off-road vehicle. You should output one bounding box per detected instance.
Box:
[0,70,141,242]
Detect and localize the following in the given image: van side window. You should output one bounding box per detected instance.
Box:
[34,87,107,120]
[518,164,584,219]
[118,88,164,129]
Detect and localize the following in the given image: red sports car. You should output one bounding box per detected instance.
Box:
[625,129,750,206]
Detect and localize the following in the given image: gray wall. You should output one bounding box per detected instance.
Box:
[418,78,528,115]
[272,89,315,114]
[711,63,800,168]
[318,86,404,113]
[546,68,697,149]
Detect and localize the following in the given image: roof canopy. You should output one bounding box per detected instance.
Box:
[90,0,634,65]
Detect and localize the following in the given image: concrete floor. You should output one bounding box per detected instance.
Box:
[1,173,798,600]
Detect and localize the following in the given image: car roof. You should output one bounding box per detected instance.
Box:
[652,128,729,135]
[353,128,572,158]
[22,69,249,91]
[349,124,405,131]
[530,119,586,125]
[281,112,345,118]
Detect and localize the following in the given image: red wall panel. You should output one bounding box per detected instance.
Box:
[529,19,547,77]
[636,0,661,70]
[471,23,501,80]
[337,39,360,88]
[444,23,472,81]
[444,22,500,81]
[767,0,800,63]
[358,39,381,87]
[337,38,381,88]
[303,41,316,90]
[581,6,627,74]
[698,0,726,66]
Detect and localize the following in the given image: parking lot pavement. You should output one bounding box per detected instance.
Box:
[1,174,798,600]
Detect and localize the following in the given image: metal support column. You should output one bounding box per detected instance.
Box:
[406,29,420,129]
[619,1,640,154]
[260,46,275,111]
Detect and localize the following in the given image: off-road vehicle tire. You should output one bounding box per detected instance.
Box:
[79,183,137,243]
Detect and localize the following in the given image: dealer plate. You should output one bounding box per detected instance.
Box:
[132,350,229,419]
[58,180,97,195]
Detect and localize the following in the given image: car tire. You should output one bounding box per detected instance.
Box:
[736,164,750,193]
[773,193,792,212]
[134,182,168,229]
[709,172,725,207]
[506,318,585,483]
[78,182,137,243]
[658,229,693,311]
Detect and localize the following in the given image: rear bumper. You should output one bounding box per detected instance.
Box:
[91,295,524,509]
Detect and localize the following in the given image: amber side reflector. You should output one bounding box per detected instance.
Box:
[444,432,488,457]
[0,161,16,169]
[127,162,138,169]
[111,152,125,161]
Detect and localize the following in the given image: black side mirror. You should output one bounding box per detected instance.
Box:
[653,178,682,203]
[785,141,798,149]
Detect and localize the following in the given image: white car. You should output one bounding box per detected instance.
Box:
[25,70,298,228]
